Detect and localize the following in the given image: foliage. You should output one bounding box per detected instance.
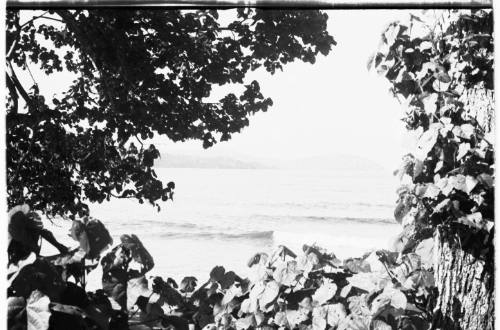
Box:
[369,9,494,257]
[8,203,438,330]
[6,9,335,218]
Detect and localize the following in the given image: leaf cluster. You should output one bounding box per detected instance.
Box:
[6,9,336,217]
[369,9,494,258]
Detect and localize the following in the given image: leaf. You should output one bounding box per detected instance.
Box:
[423,184,440,199]
[27,290,51,330]
[8,296,26,329]
[8,206,43,252]
[201,324,217,330]
[347,294,371,317]
[414,238,434,269]
[312,307,327,330]
[457,212,486,230]
[436,72,451,83]
[419,41,433,50]
[413,159,424,179]
[312,281,337,305]
[259,280,280,310]
[369,293,391,317]
[460,124,475,139]
[235,314,255,330]
[285,309,309,329]
[273,311,288,327]
[338,314,370,330]
[344,258,371,273]
[457,143,471,160]
[403,270,435,291]
[477,174,494,188]
[210,266,226,282]
[432,78,450,92]
[222,284,242,306]
[421,93,438,114]
[71,217,113,259]
[370,287,407,318]
[247,253,268,268]
[120,234,154,273]
[220,271,237,290]
[371,319,392,330]
[385,287,407,310]
[180,276,198,293]
[249,281,266,302]
[297,252,319,273]
[273,260,301,286]
[465,175,478,194]
[384,23,400,45]
[10,258,64,300]
[325,304,346,328]
[415,126,439,160]
[340,284,352,298]
[348,272,390,293]
[434,198,451,213]
[364,252,387,273]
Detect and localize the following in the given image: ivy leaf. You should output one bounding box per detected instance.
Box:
[457,143,471,161]
[371,319,392,330]
[477,173,493,188]
[414,238,434,269]
[465,175,479,194]
[220,271,237,290]
[436,72,452,83]
[460,124,475,139]
[180,276,197,293]
[314,304,346,328]
[8,296,26,329]
[70,217,113,259]
[259,280,280,310]
[221,284,242,306]
[403,269,435,291]
[210,265,226,283]
[432,79,450,92]
[415,125,439,160]
[338,314,370,330]
[235,314,256,330]
[312,281,337,305]
[423,184,440,199]
[457,212,486,230]
[285,309,309,329]
[347,294,371,317]
[27,290,51,330]
[273,260,301,286]
[120,234,154,274]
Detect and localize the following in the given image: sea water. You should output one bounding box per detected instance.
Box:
[40,168,401,289]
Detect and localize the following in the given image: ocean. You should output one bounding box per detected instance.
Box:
[40,167,402,289]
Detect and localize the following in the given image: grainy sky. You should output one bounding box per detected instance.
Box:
[156,10,420,169]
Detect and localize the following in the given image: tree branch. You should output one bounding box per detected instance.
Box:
[6,61,35,111]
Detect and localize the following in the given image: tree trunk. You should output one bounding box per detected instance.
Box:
[432,226,494,329]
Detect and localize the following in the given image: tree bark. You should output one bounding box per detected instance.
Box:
[432,226,494,329]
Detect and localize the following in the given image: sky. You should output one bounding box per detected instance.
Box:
[14,9,424,170]
[154,10,417,169]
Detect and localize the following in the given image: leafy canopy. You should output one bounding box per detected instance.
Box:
[369,9,494,255]
[6,9,336,217]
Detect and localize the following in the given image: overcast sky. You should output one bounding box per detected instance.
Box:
[155,10,418,169]
[17,9,424,170]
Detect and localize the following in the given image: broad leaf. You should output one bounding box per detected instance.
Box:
[311,281,337,305]
[27,290,51,330]
[414,238,434,269]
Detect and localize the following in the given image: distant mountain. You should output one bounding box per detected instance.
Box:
[274,154,385,171]
[155,153,385,171]
[155,154,269,169]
